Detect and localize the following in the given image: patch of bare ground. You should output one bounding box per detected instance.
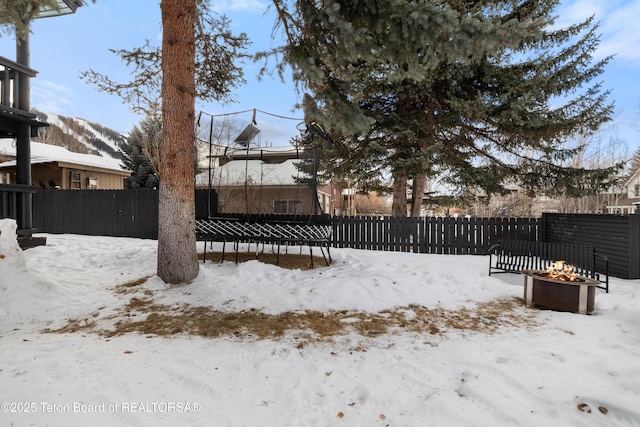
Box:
[200,249,331,270]
[45,268,540,344]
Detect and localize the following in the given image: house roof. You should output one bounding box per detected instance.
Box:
[624,167,640,188]
[0,138,128,174]
[217,145,303,162]
[605,197,640,208]
[195,158,305,187]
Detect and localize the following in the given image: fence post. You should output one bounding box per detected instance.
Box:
[630,214,640,279]
[539,213,547,243]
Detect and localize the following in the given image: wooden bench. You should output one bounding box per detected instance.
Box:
[489,239,609,293]
[196,217,333,267]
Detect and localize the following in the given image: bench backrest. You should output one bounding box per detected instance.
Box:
[497,239,596,276]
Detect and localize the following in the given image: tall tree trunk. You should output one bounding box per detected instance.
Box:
[157,0,199,284]
[410,171,427,217]
[391,172,408,217]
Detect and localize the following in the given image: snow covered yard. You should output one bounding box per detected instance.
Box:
[1,219,639,427]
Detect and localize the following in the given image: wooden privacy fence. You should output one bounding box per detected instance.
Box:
[332,216,539,254]
[26,190,639,278]
[541,213,640,280]
[33,189,159,239]
[29,190,538,255]
[33,189,539,254]
[32,189,215,239]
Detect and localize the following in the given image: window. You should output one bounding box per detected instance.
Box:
[274,199,302,214]
[70,171,81,189]
[635,183,640,198]
[87,177,98,189]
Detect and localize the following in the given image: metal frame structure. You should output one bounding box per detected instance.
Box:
[194,117,334,267]
[196,217,332,267]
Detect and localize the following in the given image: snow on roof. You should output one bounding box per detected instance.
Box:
[0,138,127,173]
[195,158,306,187]
[214,144,303,158]
[236,145,300,154]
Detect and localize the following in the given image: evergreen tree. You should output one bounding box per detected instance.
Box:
[81,3,249,118]
[292,118,337,214]
[80,1,249,284]
[154,0,199,283]
[270,0,622,216]
[119,116,161,189]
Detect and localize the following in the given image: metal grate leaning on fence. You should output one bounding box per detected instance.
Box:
[195,217,332,267]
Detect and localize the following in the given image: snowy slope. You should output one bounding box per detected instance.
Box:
[36,112,126,159]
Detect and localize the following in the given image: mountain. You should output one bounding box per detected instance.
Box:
[32,111,126,160]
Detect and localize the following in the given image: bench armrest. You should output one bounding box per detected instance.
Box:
[593,252,609,293]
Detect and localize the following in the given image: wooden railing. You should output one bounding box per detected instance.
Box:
[0,55,37,118]
[0,184,39,234]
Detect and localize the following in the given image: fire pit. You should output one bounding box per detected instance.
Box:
[522,261,600,315]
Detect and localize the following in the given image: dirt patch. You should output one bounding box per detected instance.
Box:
[45,272,540,345]
[200,250,331,270]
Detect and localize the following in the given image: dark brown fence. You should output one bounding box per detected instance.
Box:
[332,216,539,254]
[26,190,640,279]
[541,213,640,279]
[33,189,158,239]
[32,189,216,239]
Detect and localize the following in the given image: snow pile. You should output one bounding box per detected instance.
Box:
[0,219,26,271]
[0,219,73,330]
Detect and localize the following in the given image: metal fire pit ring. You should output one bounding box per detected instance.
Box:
[522,270,601,315]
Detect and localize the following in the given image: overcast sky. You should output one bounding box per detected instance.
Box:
[0,0,638,152]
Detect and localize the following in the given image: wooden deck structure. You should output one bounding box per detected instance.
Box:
[0,55,48,242]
